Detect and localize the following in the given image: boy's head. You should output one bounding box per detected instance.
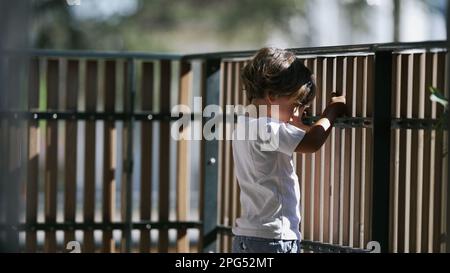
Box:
[241,47,316,121]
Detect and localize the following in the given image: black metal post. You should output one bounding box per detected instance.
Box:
[201,59,221,253]
[0,0,30,253]
[372,50,393,253]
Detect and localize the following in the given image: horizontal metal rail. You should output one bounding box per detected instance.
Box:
[0,221,203,231]
[1,41,446,60]
[1,111,446,130]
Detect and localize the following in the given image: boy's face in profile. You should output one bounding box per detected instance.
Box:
[267,94,306,123]
[267,75,315,123]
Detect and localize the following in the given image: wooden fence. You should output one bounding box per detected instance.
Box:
[0,41,448,253]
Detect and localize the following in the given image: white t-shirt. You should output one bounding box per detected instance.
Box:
[232,116,306,240]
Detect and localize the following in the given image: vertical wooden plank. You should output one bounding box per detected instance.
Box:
[442,52,449,254]
[158,60,171,253]
[398,54,409,253]
[64,60,79,247]
[236,61,245,222]
[404,54,415,253]
[434,52,446,253]
[140,62,153,253]
[338,56,349,245]
[103,60,116,253]
[408,54,420,252]
[229,62,241,252]
[120,60,134,253]
[223,61,234,251]
[422,53,433,253]
[358,56,368,248]
[176,61,192,253]
[314,58,323,242]
[326,57,336,244]
[428,53,440,252]
[26,59,39,252]
[217,61,227,252]
[348,57,358,247]
[295,54,306,237]
[353,57,366,248]
[353,57,362,247]
[304,58,315,242]
[228,62,241,252]
[391,54,402,252]
[414,53,426,252]
[332,57,344,245]
[364,55,374,247]
[44,59,59,252]
[318,57,326,243]
[323,58,332,244]
[120,61,128,253]
[343,56,354,246]
[84,60,97,253]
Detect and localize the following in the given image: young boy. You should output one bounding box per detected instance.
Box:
[231,47,346,253]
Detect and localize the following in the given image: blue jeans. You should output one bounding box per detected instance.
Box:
[232,236,301,253]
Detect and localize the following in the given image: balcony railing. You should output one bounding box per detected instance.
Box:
[0,41,448,253]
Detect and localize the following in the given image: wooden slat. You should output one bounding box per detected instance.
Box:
[176,61,192,252]
[83,60,97,252]
[313,58,323,242]
[442,54,449,253]
[332,57,344,245]
[64,60,79,247]
[158,60,171,253]
[348,57,357,247]
[103,60,116,253]
[26,59,39,252]
[228,62,240,252]
[140,62,154,253]
[391,54,402,252]
[322,58,333,243]
[427,53,438,252]
[120,61,131,252]
[236,61,245,222]
[403,54,415,253]
[397,54,409,253]
[413,54,426,252]
[44,59,59,252]
[216,61,225,252]
[304,59,314,241]
[222,62,233,252]
[342,56,354,246]
[317,57,326,243]
[364,55,374,246]
[353,57,364,247]
[359,56,373,248]
[434,52,446,253]
[422,53,433,252]
[408,54,420,252]
[295,58,306,237]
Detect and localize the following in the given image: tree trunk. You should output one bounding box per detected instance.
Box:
[393,0,401,42]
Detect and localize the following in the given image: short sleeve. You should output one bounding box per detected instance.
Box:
[260,120,306,155]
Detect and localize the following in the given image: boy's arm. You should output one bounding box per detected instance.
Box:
[294,100,346,154]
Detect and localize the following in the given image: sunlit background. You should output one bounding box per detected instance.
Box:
[33,0,447,53]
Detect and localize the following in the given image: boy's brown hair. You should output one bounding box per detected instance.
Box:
[241,47,316,106]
